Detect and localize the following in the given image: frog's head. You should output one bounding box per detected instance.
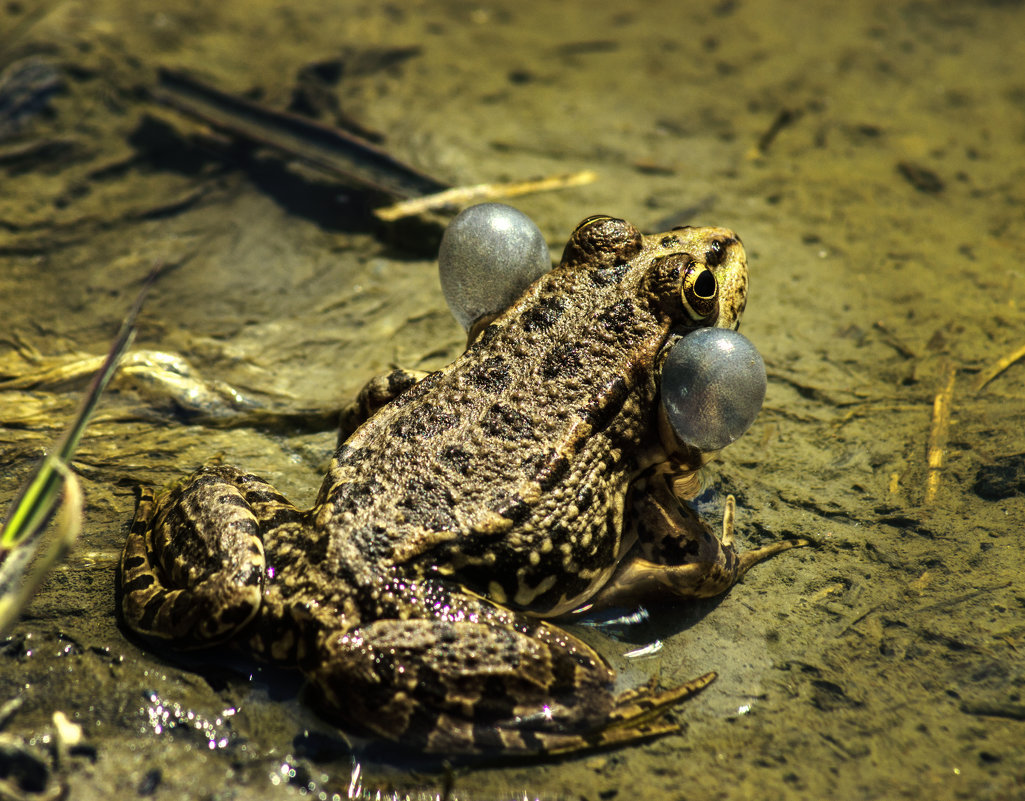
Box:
[561,216,759,462]
[560,216,749,332]
[661,224,748,332]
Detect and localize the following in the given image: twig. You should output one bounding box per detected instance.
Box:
[960,700,1025,721]
[924,361,955,505]
[972,342,1025,393]
[872,320,919,359]
[154,67,448,199]
[749,107,802,156]
[0,696,23,730]
[0,460,82,639]
[372,170,598,221]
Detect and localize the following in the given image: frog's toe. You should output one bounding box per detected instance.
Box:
[510,670,716,755]
[606,671,715,730]
[735,537,814,577]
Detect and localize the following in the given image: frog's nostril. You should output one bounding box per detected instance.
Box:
[660,328,766,452]
[438,203,551,331]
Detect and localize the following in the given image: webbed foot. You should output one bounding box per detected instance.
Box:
[588,467,811,610]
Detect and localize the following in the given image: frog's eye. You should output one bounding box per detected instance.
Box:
[438,203,551,331]
[660,327,766,452]
[681,260,719,322]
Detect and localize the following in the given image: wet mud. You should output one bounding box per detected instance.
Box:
[1,1,1023,799]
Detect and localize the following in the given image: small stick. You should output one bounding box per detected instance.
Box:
[959,700,1025,721]
[924,361,955,505]
[155,68,447,199]
[372,170,598,221]
[753,107,801,155]
[872,320,919,359]
[971,342,1025,393]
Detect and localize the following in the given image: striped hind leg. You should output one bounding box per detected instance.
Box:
[308,578,716,755]
[118,464,298,647]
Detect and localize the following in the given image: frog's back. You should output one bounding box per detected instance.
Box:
[318,256,662,607]
[314,221,747,614]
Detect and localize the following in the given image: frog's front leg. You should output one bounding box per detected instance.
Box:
[338,368,429,441]
[118,464,302,646]
[587,466,807,609]
[307,583,712,754]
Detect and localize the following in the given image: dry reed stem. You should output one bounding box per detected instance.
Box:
[924,361,956,505]
[373,170,598,221]
[972,342,1025,393]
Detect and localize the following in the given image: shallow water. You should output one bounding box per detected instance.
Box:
[1,1,1023,798]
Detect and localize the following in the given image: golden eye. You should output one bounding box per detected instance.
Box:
[681,260,719,321]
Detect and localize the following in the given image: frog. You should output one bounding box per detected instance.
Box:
[118,214,802,755]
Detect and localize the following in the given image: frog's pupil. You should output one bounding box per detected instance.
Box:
[695,269,716,298]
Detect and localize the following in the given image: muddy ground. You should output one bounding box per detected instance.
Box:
[1,1,1023,799]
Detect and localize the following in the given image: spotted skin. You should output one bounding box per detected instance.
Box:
[118,216,803,754]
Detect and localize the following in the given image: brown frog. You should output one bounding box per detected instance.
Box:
[118,215,800,755]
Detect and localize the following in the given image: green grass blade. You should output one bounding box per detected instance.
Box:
[0,266,158,552]
[0,461,82,638]
[0,264,162,632]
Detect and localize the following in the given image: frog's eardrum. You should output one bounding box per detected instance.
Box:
[660,327,766,452]
[439,203,551,330]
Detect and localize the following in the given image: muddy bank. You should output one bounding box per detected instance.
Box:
[1,1,1022,799]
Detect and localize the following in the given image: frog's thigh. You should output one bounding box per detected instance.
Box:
[119,465,292,646]
[338,368,429,440]
[592,471,803,608]
[310,614,710,755]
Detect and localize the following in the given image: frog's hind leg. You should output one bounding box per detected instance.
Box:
[307,588,713,755]
[118,465,297,647]
[589,467,809,609]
